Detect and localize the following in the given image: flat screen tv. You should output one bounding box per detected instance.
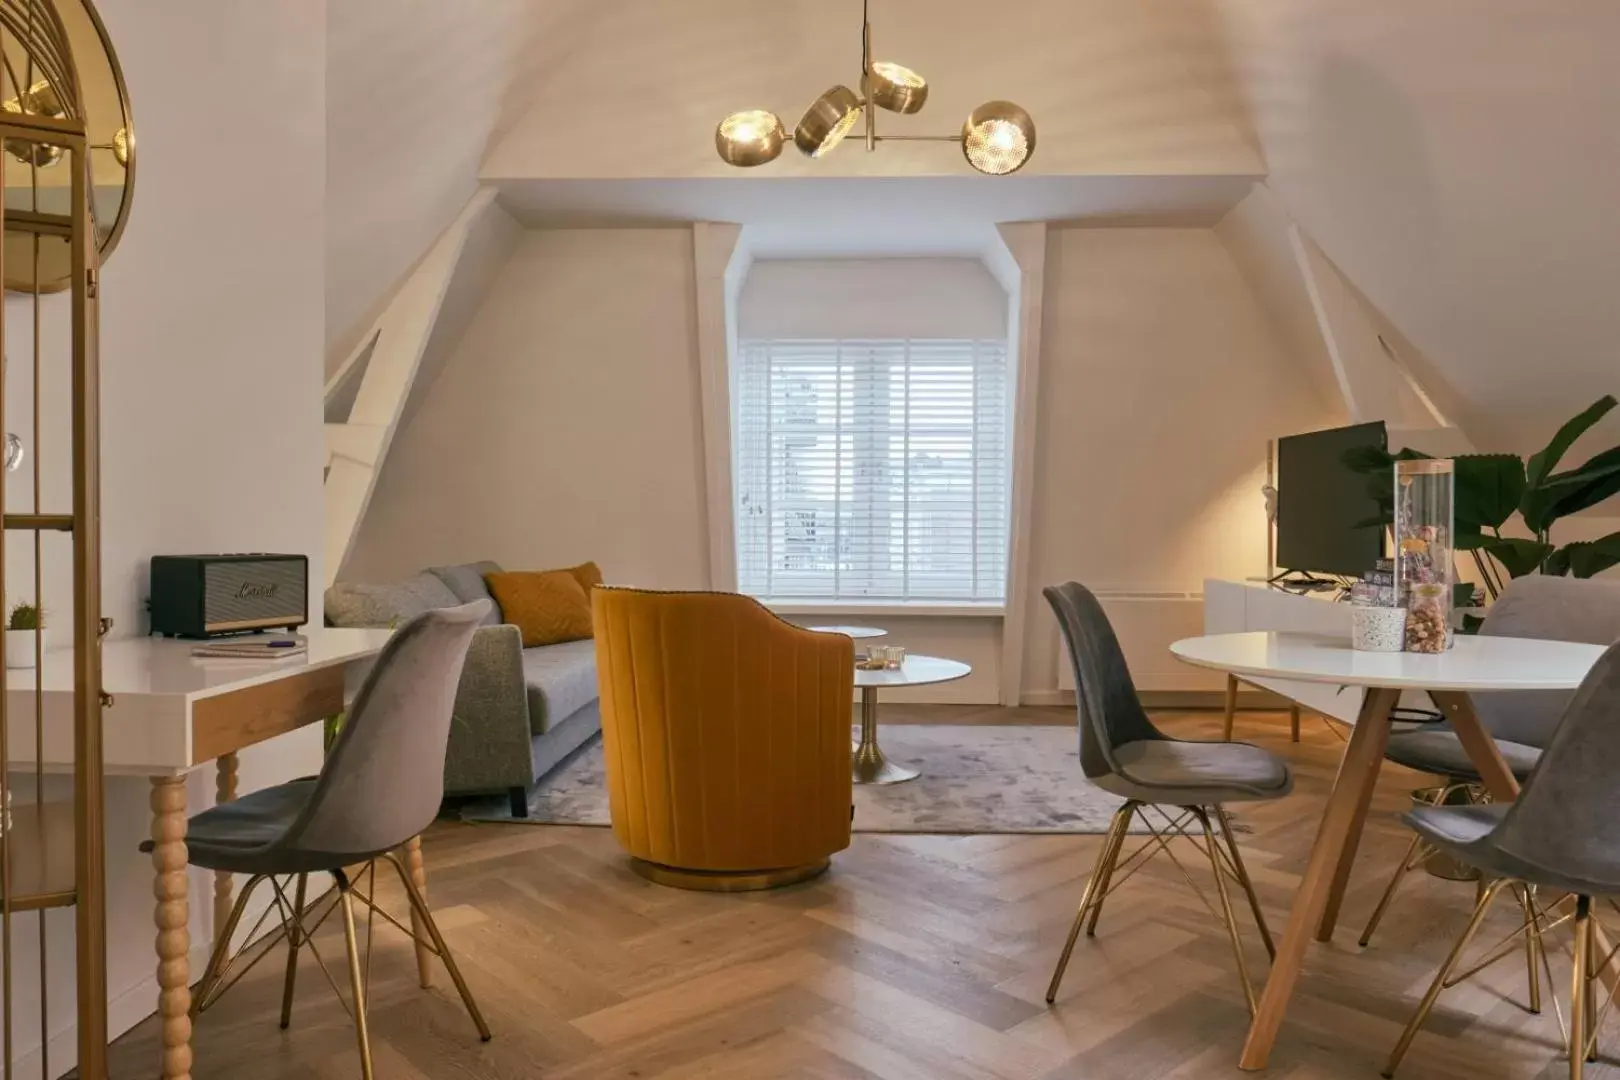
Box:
[1275,421,1388,577]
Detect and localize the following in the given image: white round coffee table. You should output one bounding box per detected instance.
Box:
[805,625,887,640]
[852,655,971,784]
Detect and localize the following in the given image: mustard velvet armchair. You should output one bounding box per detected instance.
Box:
[592,587,855,890]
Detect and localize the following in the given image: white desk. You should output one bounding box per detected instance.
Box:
[1171,630,1604,1070]
[8,628,394,1080]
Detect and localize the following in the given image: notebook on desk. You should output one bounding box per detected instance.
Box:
[189,636,307,661]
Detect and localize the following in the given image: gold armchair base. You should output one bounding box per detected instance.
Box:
[630,857,830,893]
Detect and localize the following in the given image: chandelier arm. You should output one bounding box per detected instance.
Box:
[874,134,961,143]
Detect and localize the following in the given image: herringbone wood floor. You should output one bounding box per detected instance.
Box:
[109,709,1619,1079]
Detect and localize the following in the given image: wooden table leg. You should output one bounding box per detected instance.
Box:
[152,775,192,1080]
[213,753,238,952]
[1290,704,1301,743]
[1223,673,1238,741]
[403,835,434,988]
[1239,686,1399,1071]
[1316,719,1384,942]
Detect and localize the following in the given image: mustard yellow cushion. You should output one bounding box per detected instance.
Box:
[485,566,598,646]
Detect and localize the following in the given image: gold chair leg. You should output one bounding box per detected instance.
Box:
[1195,808,1257,1016]
[1515,884,1542,1016]
[1572,896,1590,1080]
[190,873,267,1018]
[1359,833,1427,948]
[1046,801,1134,1004]
[279,873,308,1030]
[1216,806,1274,960]
[340,887,376,1080]
[1082,801,1136,937]
[383,853,493,1041]
[1289,704,1301,743]
[1223,674,1238,741]
[1384,880,1504,1077]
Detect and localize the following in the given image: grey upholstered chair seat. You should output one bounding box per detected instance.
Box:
[185,780,333,875]
[1102,739,1293,804]
[1384,728,1540,781]
[1410,800,1620,899]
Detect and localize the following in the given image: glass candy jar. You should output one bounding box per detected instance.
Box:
[1394,459,1454,652]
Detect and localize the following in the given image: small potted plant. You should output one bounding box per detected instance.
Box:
[5,602,45,669]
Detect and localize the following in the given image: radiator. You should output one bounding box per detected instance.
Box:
[1055,591,1221,692]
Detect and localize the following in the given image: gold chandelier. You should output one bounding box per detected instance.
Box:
[715,1,1036,176]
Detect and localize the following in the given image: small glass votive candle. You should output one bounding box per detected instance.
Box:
[885,645,906,669]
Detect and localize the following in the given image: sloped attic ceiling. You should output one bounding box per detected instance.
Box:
[1205,0,1620,455]
[482,0,1263,223]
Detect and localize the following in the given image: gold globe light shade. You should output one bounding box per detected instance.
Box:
[962,99,1035,175]
[2,80,66,168]
[869,61,927,114]
[716,109,786,167]
[794,85,862,158]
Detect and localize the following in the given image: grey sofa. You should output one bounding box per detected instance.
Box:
[325,561,600,816]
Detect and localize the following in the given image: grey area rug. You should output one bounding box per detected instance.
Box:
[460,724,1152,835]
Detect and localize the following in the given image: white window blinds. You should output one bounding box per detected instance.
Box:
[733,338,1010,602]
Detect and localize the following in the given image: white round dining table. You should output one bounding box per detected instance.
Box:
[1169,630,1606,1071]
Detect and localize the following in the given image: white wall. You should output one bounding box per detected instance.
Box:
[345,228,711,588]
[325,0,549,364]
[2,2,329,1069]
[738,258,1007,339]
[1020,227,1337,696]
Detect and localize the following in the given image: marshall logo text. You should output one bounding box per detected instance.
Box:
[236,581,279,600]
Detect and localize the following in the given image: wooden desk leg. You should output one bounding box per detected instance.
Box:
[1239,687,1398,1071]
[213,753,238,953]
[1290,704,1301,743]
[152,776,193,1080]
[403,836,434,988]
[1223,674,1238,741]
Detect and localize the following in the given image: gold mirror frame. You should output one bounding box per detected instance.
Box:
[2,0,133,293]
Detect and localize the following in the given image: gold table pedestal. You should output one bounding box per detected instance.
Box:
[853,686,919,785]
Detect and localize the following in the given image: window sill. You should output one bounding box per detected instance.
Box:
[763,600,1006,619]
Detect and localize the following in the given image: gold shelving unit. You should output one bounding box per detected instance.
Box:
[0,1,132,1076]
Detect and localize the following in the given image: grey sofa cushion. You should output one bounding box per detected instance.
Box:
[326,573,460,628]
[428,562,504,625]
[521,639,598,734]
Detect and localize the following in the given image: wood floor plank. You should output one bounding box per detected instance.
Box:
[105,707,1620,1079]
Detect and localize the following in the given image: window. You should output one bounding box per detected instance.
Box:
[733,338,1010,603]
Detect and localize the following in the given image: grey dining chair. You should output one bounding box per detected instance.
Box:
[1043,582,1293,1014]
[1360,575,1620,950]
[1384,639,1620,1080]
[149,601,493,1080]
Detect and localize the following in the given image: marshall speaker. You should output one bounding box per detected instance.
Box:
[149,554,309,638]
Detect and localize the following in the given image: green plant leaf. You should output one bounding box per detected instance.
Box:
[1460,613,1486,635]
[1477,535,1555,577]
[1454,528,1489,550]
[1561,531,1620,579]
[1525,395,1617,489]
[1544,545,1573,576]
[1453,453,1525,529]
[1548,448,1620,521]
[1341,445,1396,474]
